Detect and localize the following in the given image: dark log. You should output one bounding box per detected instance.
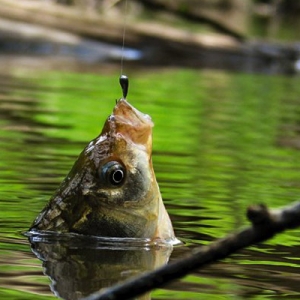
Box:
[0,0,240,49]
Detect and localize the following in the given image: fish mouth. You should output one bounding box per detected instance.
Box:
[113,99,152,126]
[103,99,153,148]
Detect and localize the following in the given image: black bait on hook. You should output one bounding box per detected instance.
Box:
[119,75,129,99]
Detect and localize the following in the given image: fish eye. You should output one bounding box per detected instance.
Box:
[101,161,126,187]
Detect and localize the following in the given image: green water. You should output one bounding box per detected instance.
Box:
[1,68,300,299]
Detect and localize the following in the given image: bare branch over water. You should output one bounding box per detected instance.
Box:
[82,201,300,300]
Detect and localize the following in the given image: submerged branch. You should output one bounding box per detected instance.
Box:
[81,201,300,300]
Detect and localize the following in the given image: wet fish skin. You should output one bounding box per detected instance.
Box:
[30,99,174,241]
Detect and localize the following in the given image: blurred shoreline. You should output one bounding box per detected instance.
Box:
[0,0,299,74]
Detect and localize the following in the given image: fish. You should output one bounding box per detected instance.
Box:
[30,99,175,242]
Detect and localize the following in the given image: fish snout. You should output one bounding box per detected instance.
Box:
[111,99,153,147]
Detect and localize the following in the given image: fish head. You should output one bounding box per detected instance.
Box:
[32,99,174,241]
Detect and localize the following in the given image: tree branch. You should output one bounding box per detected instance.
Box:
[81,201,300,300]
[138,0,247,41]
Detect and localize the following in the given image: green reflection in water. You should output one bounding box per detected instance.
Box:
[0,68,300,299]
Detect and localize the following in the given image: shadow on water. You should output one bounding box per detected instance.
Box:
[0,67,300,299]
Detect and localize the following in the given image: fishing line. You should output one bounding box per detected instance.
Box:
[120,0,128,77]
[119,0,129,99]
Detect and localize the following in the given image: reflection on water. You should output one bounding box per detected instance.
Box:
[27,232,172,300]
[0,68,300,299]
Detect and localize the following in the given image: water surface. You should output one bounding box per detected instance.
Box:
[1,68,300,299]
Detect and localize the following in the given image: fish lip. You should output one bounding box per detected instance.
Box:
[103,99,153,148]
[113,99,153,127]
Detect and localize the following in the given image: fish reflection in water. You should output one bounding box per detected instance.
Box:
[28,232,173,300]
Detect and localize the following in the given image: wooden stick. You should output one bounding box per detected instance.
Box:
[81,202,300,300]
